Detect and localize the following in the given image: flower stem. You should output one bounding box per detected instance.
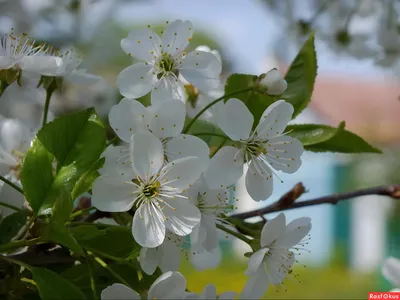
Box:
[105,136,119,148]
[42,86,56,127]
[0,237,44,254]
[183,87,254,134]
[0,201,21,212]
[70,206,96,220]
[0,175,24,195]
[86,257,98,300]
[216,223,252,244]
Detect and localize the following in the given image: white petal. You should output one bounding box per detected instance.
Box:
[162,20,193,55]
[151,77,186,107]
[101,283,140,300]
[148,271,187,299]
[160,156,203,190]
[99,145,135,179]
[149,100,185,138]
[256,100,293,139]
[219,291,237,299]
[240,267,270,299]
[214,99,253,141]
[109,98,148,142]
[66,69,103,86]
[201,216,218,251]
[204,146,243,189]
[245,160,273,201]
[180,50,221,91]
[260,213,286,247]
[117,63,155,99]
[20,56,63,75]
[244,248,268,276]
[265,136,303,174]
[139,247,159,275]
[190,246,221,271]
[132,203,166,248]
[259,69,287,95]
[163,198,201,236]
[0,57,14,69]
[275,217,312,248]
[0,118,32,154]
[165,134,210,167]
[383,257,400,287]
[0,183,25,217]
[130,133,164,178]
[121,28,162,62]
[265,250,295,284]
[91,175,135,212]
[190,224,207,246]
[202,284,217,299]
[159,238,181,272]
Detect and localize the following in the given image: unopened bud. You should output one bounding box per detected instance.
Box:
[257,69,287,96]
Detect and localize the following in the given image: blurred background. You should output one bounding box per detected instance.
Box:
[1,0,400,298]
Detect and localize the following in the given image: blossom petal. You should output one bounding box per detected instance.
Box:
[117,63,155,99]
[265,249,295,284]
[99,145,135,179]
[190,246,221,271]
[214,98,253,141]
[265,136,303,174]
[101,283,140,300]
[202,284,217,298]
[108,98,148,142]
[0,57,14,69]
[160,156,203,190]
[0,118,32,154]
[260,69,287,95]
[201,215,218,251]
[256,100,293,139]
[132,203,166,248]
[162,20,193,55]
[383,257,400,287]
[139,247,159,275]
[245,248,269,276]
[165,134,210,167]
[219,291,238,299]
[275,217,312,248]
[159,238,181,273]
[121,28,162,62]
[149,100,185,138]
[130,132,164,178]
[260,212,286,247]
[245,160,273,201]
[190,223,207,246]
[91,175,135,212]
[20,56,63,75]
[240,266,270,299]
[148,271,187,299]
[151,77,186,107]
[0,183,25,217]
[180,50,221,91]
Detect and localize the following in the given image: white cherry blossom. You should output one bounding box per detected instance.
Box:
[108,98,209,166]
[241,213,311,299]
[91,132,202,248]
[204,99,303,201]
[185,284,237,299]
[258,69,287,96]
[382,256,400,292]
[117,20,222,107]
[101,271,189,299]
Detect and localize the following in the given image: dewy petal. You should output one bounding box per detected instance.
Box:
[264,136,303,174]
[165,134,210,167]
[244,248,269,276]
[159,238,181,273]
[160,156,203,190]
[180,51,222,91]
[130,132,164,178]
[117,63,155,99]
[245,160,273,202]
[163,198,201,236]
[162,20,193,55]
[0,183,25,218]
[148,271,187,299]
[149,100,185,138]
[99,145,135,179]
[260,212,286,247]
[132,203,166,248]
[151,76,186,107]
[139,247,159,275]
[382,257,400,287]
[214,98,253,141]
[91,174,135,212]
[204,146,243,189]
[109,98,148,143]
[256,100,294,139]
[240,266,270,299]
[121,28,162,62]
[275,217,312,248]
[101,283,140,300]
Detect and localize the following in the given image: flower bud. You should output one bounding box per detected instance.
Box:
[257,68,287,95]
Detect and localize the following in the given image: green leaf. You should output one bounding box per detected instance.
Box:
[21,108,106,215]
[0,209,29,244]
[185,119,230,147]
[31,267,87,300]
[224,74,275,128]
[72,157,105,199]
[282,32,317,118]
[288,122,381,153]
[52,188,73,224]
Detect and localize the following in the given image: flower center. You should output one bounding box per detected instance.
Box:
[243,140,267,160]
[142,181,161,198]
[156,53,179,79]
[184,84,199,108]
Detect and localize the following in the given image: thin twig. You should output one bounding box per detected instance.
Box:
[231,184,400,220]
[0,175,24,195]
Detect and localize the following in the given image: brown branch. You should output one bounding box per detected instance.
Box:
[231,184,400,220]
